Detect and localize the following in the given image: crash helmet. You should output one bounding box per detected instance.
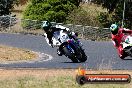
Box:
[42,21,52,31]
[110,24,119,35]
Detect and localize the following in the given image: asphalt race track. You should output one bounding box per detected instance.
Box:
[0,33,132,70]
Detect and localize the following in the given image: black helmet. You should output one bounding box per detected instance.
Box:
[42,21,52,31]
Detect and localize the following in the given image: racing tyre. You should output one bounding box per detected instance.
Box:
[63,47,78,63]
[76,48,87,62]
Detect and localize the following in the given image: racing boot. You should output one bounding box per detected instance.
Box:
[57,49,62,56]
[119,50,127,59]
[49,40,54,48]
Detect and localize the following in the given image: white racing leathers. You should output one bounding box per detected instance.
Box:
[44,25,76,47]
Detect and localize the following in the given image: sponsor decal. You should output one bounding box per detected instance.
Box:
[76,67,131,85]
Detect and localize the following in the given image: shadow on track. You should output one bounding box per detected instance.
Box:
[123,59,132,60]
[61,61,86,63]
[122,57,132,60]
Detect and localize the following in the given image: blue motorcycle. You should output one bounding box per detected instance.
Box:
[45,30,87,63]
[56,30,87,63]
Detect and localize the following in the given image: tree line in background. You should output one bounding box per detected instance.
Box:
[23,0,80,23]
[0,0,132,29]
[95,0,132,28]
[0,0,19,15]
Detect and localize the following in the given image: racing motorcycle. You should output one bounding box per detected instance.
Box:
[44,30,87,63]
[122,35,132,58]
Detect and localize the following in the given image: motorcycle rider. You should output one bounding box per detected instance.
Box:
[42,21,79,55]
[42,21,79,46]
[110,24,132,59]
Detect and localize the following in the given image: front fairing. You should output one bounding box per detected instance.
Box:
[66,39,81,52]
[122,35,132,49]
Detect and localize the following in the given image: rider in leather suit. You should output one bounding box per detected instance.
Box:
[42,21,79,47]
[110,24,132,59]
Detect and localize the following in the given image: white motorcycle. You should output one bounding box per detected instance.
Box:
[44,30,87,63]
[122,35,132,57]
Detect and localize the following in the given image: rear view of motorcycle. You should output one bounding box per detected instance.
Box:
[44,30,87,63]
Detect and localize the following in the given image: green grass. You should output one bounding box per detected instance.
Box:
[81,3,107,16]
[80,3,107,27]
[0,75,131,88]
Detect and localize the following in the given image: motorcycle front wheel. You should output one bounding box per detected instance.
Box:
[77,48,87,62]
[63,47,78,63]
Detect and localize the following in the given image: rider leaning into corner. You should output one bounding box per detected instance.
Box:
[110,24,132,59]
[42,20,79,47]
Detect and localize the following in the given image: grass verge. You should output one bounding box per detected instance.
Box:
[0,45,38,63]
[0,69,131,88]
[0,28,45,36]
